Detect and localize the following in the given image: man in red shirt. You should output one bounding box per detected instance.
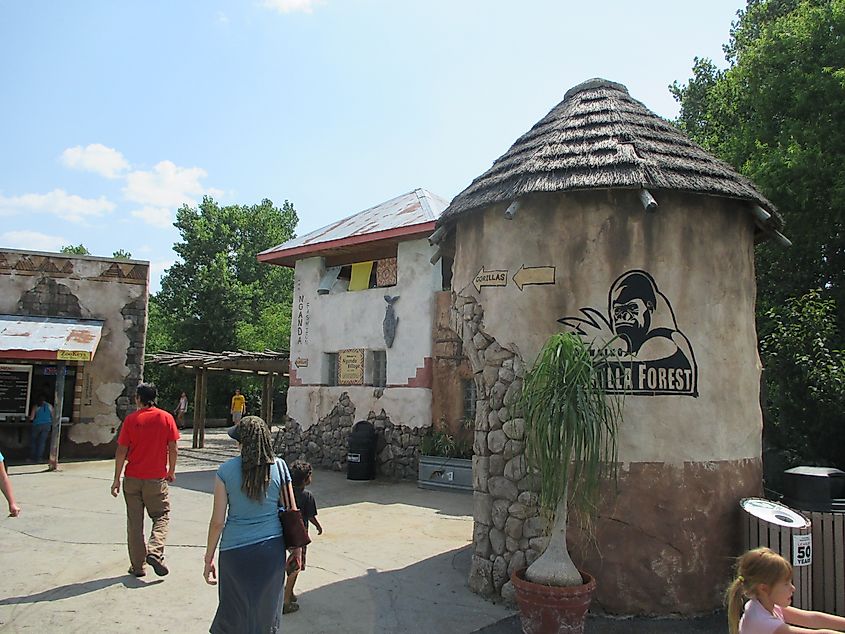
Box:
[111,383,179,577]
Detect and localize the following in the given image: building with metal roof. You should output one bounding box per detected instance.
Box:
[262,188,471,481]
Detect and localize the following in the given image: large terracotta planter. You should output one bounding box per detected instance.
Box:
[511,568,596,634]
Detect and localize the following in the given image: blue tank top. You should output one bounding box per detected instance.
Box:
[33,403,52,425]
[216,457,290,551]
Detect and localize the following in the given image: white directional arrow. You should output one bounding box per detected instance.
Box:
[473,266,508,292]
[512,265,555,291]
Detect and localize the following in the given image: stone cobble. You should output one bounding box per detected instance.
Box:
[453,293,546,603]
[277,392,429,480]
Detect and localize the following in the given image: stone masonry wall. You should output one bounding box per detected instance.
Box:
[455,292,548,603]
[278,392,429,479]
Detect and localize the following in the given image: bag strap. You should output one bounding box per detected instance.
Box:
[276,460,285,509]
[276,459,295,511]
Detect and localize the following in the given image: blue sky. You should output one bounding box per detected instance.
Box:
[0,0,744,292]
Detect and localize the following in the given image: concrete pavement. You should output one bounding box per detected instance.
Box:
[0,429,513,633]
[1,429,727,633]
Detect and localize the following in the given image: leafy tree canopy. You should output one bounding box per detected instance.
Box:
[156,196,297,353]
[149,197,297,415]
[672,0,845,467]
[60,244,91,255]
[671,0,845,320]
[112,249,132,259]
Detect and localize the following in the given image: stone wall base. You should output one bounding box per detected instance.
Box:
[277,392,429,480]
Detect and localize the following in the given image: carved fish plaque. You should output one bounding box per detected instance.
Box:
[383,295,399,348]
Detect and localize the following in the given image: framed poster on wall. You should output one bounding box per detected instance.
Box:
[338,349,365,385]
[0,364,33,416]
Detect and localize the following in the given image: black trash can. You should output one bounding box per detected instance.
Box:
[781,466,845,616]
[347,421,377,480]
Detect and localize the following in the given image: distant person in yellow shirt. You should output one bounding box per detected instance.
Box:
[230,389,246,424]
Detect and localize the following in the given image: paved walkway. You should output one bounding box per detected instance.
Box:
[1,429,727,633]
[0,430,512,633]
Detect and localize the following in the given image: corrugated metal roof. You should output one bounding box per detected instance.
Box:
[0,315,105,362]
[260,188,449,258]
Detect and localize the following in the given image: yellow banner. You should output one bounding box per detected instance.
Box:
[57,350,91,361]
[348,261,374,291]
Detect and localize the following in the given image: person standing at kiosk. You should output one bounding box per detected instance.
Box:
[29,395,53,463]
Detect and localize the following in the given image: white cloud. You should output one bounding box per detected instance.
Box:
[150,259,175,276]
[260,0,322,14]
[130,206,174,229]
[216,11,229,24]
[61,143,130,179]
[0,230,68,252]
[123,160,221,209]
[0,189,115,222]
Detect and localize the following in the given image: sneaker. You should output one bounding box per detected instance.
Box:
[145,554,169,576]
[282,603,300,614]
[128,567,146,577]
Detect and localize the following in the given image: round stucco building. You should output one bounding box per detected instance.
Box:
[436,79,784,614]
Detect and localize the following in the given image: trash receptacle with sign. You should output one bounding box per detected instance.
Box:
[781,466,845,616]
[740,498,812,609]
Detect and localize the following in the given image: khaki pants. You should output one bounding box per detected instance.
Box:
[123,477,170,572]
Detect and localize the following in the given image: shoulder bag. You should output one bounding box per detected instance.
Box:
[276,460,311,548]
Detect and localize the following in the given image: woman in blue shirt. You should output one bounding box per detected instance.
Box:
[203,416,301,633]
[29,395,53,463]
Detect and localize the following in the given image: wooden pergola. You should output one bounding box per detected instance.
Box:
[148,349,289,448]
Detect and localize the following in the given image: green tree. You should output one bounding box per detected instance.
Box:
[60,244,90,255]
[672,0,845,467]
[671,0,845,320]
[153,197,298,416]
[112,249,132,259]
[157,196,297,352]
[760,291,845,466]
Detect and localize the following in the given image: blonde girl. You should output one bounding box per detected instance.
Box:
[727,547,845,634]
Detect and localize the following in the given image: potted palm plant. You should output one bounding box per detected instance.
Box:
[511,332,625,634]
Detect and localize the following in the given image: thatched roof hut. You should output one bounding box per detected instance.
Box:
[449,78,777,615]
[437,78,782,238]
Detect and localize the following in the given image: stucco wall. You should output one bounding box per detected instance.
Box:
[452,190,762,464]
[452,189,764,614]
[0,250,148,457]
[287,237,439,430]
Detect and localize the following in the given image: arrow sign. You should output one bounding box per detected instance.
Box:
[294,357,309,368]
[473,266,508,292]
[513,265,556,291]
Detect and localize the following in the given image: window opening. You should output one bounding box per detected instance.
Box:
[325,353,338,386]
[463,379,477,425]
[372,350,387,388]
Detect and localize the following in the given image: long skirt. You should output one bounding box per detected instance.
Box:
[210,536,285,634]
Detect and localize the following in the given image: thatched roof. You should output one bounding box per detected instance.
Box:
[437,79,782,235]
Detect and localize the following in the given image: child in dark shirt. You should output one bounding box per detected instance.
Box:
[283,460,322,614]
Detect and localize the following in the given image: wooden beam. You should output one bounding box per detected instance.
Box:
[198,368,207,448]
[48,361,67,471]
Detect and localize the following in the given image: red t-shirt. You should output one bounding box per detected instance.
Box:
[117,406,180,479]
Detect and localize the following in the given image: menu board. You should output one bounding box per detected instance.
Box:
[0,364,32,416]
[338,349,365,385]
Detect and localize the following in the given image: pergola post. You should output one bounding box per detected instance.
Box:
[192,368,207,449]
[268,373,275,427]
[261,374,269,423]
[47,360,67,471]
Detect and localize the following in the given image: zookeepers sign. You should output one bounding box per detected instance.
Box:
[559,270,698,397]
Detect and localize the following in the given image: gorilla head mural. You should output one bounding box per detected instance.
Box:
[559,270,698,396]
[610,271,658,354]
